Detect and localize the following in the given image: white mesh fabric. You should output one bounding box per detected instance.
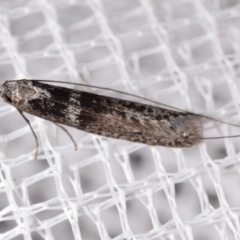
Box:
[1,0,240,239]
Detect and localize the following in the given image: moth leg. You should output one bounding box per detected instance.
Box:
[17,109,39,160]
[55,123,77,151]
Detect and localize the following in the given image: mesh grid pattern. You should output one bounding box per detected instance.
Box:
[1,0,240,239]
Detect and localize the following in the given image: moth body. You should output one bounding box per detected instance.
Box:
[0,80,203,148]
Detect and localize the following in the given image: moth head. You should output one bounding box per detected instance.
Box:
[0,80,36,106]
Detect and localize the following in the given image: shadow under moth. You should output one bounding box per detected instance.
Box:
[0,79,239,158]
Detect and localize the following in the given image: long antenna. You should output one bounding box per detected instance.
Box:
[8,79,240,143]
[35,79,240,129]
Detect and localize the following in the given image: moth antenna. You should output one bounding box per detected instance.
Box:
[55,123,77,150]
[202,134,240,141]
[35,80,186,112]
[194,114,240,129]
[17,110,39,160]
[35,80,240,130]
[6,80,240,148]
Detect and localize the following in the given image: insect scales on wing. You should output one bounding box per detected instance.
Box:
[0,79,239,158]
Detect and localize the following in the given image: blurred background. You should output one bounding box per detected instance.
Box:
[1,0,240,239]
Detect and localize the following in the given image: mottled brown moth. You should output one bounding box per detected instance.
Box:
[0,79,239,158]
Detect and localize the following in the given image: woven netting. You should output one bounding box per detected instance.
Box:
[1,0,240,239]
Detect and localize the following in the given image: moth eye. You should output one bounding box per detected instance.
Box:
[13,97,26,105]
[13,98,19,104]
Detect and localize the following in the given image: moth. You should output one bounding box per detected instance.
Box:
[0,79,238,158]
